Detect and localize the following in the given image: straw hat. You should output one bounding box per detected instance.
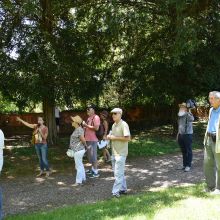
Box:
[70,115,83,124]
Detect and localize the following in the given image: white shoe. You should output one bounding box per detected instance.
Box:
[210,189,220,195]
[203,188,214,193]
[184,166,191,172]
[45,171,51,177]
[176,166,185,170]
[36,171,44,177]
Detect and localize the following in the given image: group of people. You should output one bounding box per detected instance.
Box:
[67,105,131,198]
[1,91,220,218]
[16,104,131,198]
[177,91,220,195]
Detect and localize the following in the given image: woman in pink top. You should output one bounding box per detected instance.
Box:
[17,116,50,177]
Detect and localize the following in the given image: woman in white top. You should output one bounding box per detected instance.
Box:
[69,115,88,186]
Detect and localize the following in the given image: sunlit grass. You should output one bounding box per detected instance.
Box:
[6,183,220,220]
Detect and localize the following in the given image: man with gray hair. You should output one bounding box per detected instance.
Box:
[204,91,220,194]
[107,108,131,198]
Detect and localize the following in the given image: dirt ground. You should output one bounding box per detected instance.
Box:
[2,150,204,217]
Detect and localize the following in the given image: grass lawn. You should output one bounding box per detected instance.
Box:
[2,122,206,178]
[5,183,220,220]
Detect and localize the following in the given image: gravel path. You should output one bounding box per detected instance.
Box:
[2,150,204,217]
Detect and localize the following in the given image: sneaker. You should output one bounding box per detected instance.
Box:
[36,171,44,177]
[112,193,120,198]
[119,190,127,195]
[210,189,220,195]
[203,187,214,193]
[89,173,100,178]
[176,166,185,171]
[45,171,51,177]
[73,183,83,187]
[184,166,191,172]
[86,170,93,175]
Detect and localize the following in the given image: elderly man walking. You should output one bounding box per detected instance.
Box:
[107,108,131,198]
[204,91,220,194]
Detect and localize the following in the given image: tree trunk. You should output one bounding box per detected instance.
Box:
[40,0,57,145]
[43,98,57,145]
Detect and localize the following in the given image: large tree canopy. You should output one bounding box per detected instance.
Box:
[0,0,220,142]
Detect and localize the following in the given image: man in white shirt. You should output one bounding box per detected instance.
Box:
[0,129,4,220]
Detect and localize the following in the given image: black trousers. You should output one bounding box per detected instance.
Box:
[178,134,193,167]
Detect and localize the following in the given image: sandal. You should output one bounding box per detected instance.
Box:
[36,171,44,177]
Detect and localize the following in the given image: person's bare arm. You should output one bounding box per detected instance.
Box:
[79,135,87,146]
[84,123,99,131]
[83,117,99,131]
[103,120,109,140]
[107,135,131,142]
[16,117,36,129]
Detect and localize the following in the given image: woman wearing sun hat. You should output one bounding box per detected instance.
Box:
[69,115,88,186]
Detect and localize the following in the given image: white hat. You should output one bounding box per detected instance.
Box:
[111,108,123,115]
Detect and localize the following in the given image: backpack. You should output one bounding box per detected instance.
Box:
[96,122,105,140]
[91,116,105,140]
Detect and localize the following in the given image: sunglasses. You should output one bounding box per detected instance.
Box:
[112,112,119,115]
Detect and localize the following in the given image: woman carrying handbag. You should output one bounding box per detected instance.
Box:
[68,115,88,186]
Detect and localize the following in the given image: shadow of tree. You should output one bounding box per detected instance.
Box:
[5,184,209,220]
[2,150,204,218]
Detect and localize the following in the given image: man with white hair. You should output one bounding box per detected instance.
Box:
[0,128,4,219]
[107,108,131,198]
[204,91,220,194]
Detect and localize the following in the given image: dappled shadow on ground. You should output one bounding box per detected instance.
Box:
[5,135,31,149]
[85,184,207,220]
[2,150,204,217]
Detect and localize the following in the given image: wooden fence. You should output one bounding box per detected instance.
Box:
[0,106,209,136]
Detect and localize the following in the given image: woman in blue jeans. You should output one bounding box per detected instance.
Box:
[17,116,50,177]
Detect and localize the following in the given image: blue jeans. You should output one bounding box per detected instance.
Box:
[35,144,50,171]
[178,134,193,167]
